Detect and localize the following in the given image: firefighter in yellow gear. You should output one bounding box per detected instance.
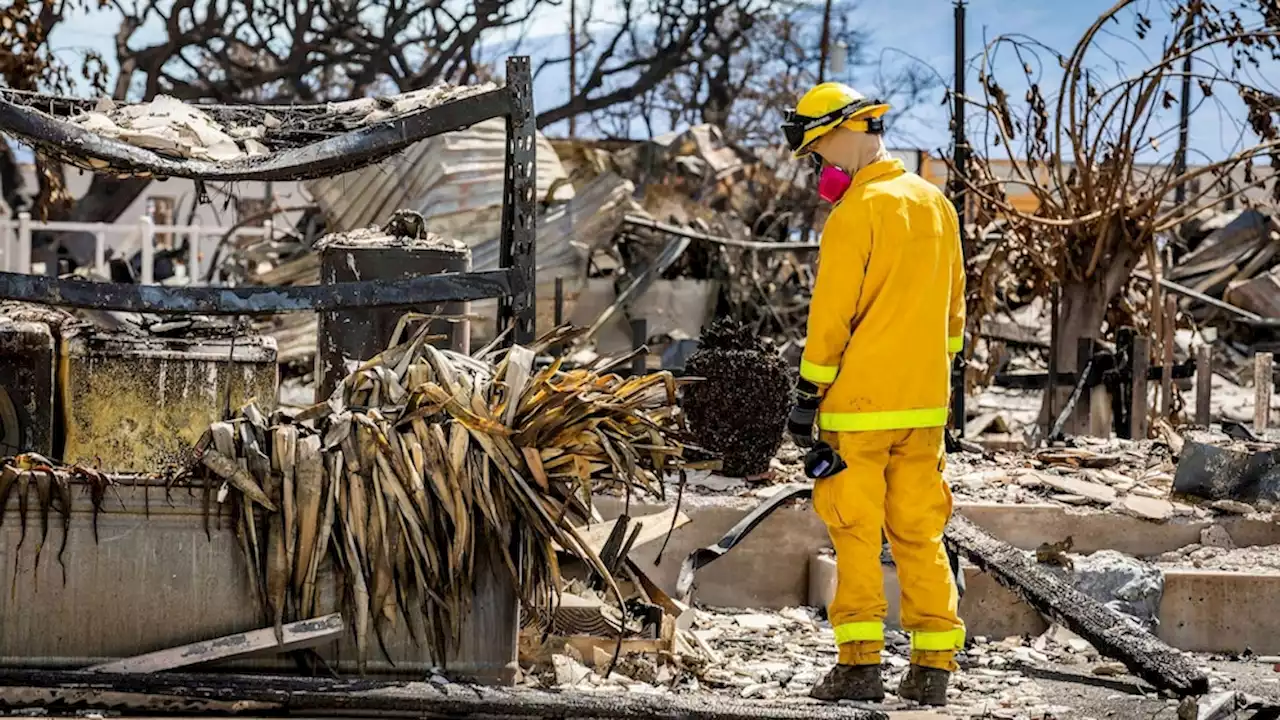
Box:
[780,82,966,707]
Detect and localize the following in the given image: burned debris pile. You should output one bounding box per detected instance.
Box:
[682,318,791,477]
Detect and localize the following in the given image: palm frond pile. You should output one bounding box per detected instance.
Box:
[193,319,707,668]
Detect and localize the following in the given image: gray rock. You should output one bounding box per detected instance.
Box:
[1049,550,1164,631]
[1200,524,1236,549]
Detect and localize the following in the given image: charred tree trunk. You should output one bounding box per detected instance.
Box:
[1038,236,1144,433]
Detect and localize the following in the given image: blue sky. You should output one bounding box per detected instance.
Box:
[20,0,1272,165]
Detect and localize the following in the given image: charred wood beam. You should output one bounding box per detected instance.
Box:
[0,269,513,315]
[1136,271,1280,328]
[0,668,889,720]
[994,361,1195,389]
[944,515,1209,697]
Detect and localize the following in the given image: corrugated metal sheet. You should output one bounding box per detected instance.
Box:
[471,171,639,279]
[304,118,573,243]
[466,172,644,344]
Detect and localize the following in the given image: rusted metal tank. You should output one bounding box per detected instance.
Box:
[59,327,278,472]
[316,211,471,402]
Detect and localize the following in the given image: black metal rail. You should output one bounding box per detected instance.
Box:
[0,57,538,344]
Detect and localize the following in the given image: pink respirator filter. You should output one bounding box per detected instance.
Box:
[817,165,853,203]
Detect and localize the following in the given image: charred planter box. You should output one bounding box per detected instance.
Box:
[0,320,56,457]
[60,328,278,472]
[0,481,517,680]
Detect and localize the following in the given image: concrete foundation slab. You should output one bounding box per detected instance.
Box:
[597,496,1280,610]
[1158,570,1280,654]
[599,494,1280,653]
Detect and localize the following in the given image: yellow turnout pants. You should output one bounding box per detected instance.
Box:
[812,427,965,671]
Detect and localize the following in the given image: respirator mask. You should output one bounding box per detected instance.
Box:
[815,159,853,204]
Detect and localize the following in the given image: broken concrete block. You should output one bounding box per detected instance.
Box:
[1209,499,1257,515]
[1200,525,1236,550]
[1120,495,1176,522]
[60,327,278,472]
[1047,550,1164,632]
[552,653,593,686]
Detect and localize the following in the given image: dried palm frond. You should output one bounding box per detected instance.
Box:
[193,319,708,668]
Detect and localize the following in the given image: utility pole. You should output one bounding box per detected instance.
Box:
[1174,33,1193,205]
[817,0,833,83]
[568,0,578,137]
[950,0,968,437]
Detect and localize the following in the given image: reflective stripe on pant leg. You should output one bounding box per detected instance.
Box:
[833,620,885,645]
[835,620,885,665]
[910,626,966,651]
[911,625,965,672]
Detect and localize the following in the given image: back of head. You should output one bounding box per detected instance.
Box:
[822,125,889,175]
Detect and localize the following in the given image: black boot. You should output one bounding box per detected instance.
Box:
[810,664,885,702]
[897,664,950,706]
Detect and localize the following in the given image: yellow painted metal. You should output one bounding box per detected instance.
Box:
[59,327,279,472]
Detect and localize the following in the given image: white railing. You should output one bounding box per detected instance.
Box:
[0,211,274,285]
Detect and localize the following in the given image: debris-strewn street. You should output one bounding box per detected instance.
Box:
[4,0,1280,718]
[519,604,1280,719]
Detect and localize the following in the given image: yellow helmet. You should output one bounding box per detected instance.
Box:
[782,83,890,159]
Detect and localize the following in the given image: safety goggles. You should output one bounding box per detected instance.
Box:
[781,99,885,153]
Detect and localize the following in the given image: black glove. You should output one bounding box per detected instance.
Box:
[788,378,821,448]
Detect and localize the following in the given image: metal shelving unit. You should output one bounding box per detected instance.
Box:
[0,56,537,344]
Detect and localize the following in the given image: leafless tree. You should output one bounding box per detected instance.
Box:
[953,0,1280,422]
[553,0,941,145]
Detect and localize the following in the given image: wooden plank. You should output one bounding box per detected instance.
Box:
[1131,336,1151,440]
[979,318,1047,347]
[1256,352,1274,432]
[1070,337,1095,435]
[1196,346,1213,426]
[577,508,691,557]
[944,515,1208,696]
[0,668,891,720]
[1162,297,1176,418]
[87,614,344,674]
[1088,384,1112,438]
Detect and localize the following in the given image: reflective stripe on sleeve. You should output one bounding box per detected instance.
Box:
[800,359,839,385]
[948,335,963,354]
